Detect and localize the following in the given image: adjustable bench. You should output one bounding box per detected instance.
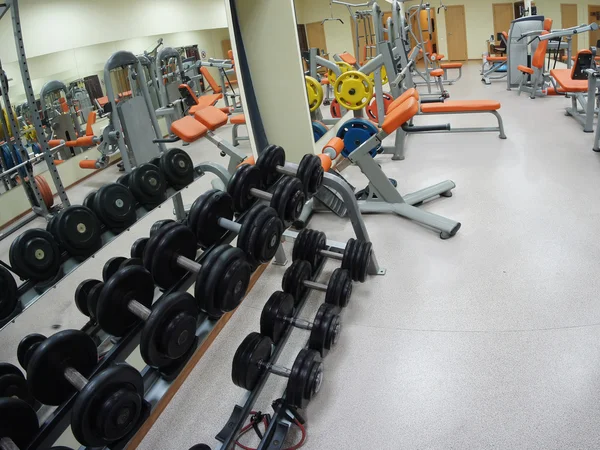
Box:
[550,62,597,132]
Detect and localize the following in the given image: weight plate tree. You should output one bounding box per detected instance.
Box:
[92,183,137,232]
[19,330,145,447]
[0,265,18,320]
[227,164,305,226]
[260,291,341,356]
[9,228,61,281]
[187,189,283,267]
[143,222,252,318]
[232,332,323,409]
[282,260,352,308]
[292,228,372,282]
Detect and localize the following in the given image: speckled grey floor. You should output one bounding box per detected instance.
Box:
[4,61,600,449]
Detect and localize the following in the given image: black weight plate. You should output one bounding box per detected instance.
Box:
[325,268,352,308]
[9,228,61,281]
[291,228,310,265]
[188,189,234,248]
[203,246,250,315]
[193,244,229,317]
[17,334,46,370]
[71,363,144,447]
[129,163,166,207]
[304,228,327,273]
[148,224,197,290]
[0,397,39,449]
[236,203,268,265]
[149,156,161,168]
[286,348,323,409]
[74,279,102,317]
[102,256,127,282]
[83,191,97,212]
[281,260,312,306]
[27,330,97,405]
[256,144,285,187]
[231,332,272,390]
[260,291,294,344]
[308,303,341,356]
[119,257,143,269]
[117,173,131,187]
[188,445,212,450]
[46,214,59,242]
[297,154,324,196]
[93,183,137,232]
[0,265,18,320]
[97,266,154,337]
[0,362,31,403]
[353,240,372,283]
[270,176,305,226]
[140,292,198,368]
[87,281,105,320]
[131,237,149,259]
[246,206,283,266]
[341,238,355,281]
[160,148,194,189]
[227,164,262,213]
[150,219,175,237]
[142,222,180,277]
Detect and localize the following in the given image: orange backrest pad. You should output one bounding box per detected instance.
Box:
[228,50,234,62]
[200,67,223,94]
[388,88,419,113]
[501,31,509,42]
[85,112,97,136]
[339,52,357,66]
[194,105,228,131]
[544,18,553,31]
[424,40,433,55]
[382,97,419,134]
[172,115,208,142]
[572,49,592,79]
[532,31,550,69]
[179,83,200,104]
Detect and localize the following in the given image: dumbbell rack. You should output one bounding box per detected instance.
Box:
[0,161,232,330]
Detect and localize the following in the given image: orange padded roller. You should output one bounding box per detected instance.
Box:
[48,139,63,148]
[318,154,332,172]
[75,135,95,147]
[79,160,97,169]
[323,137,344,157]
[85,111,97,136]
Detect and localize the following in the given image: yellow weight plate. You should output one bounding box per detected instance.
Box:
[368,65,388,85]
[333,71,374,111]
[305,76,324,112]
[327,61,353,84]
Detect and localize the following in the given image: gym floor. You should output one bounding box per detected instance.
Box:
[4,60,600,449]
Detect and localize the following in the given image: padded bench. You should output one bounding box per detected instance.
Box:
[550,69,589,93]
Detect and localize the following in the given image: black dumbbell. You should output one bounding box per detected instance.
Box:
[96,265,199,368]
[256,144,324,195]
[0,362,33,405]
[143,222,251,318]
[128,220,175,260]
[260,291,341,356]
[18,330,144,447]
[0,397,39,450]
[227,164,305,226]
[187,189,283,266]
[159,148,194,189]
[232,332,323,409]
[47,206,102,258]
[102,256,143,281]
[9,228,61,281]
[0,266,18,321]
[150,219,175,236]
[74,279,104,320]
[127,163,167,208]
[292,228,372,282]
[282,260,352,308]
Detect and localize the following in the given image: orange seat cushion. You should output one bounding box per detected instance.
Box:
[486,56,507,63]
[420,100,501,113]
[194,105,229,131]
[441,62,463,69]
[430,69,444,77]
[321,78,330,85]
[382,97,419,134]
[432,53,445,61]
[517,65,534,75]
[171,115,208,142]
[339,52,357,66]
[550,69,589,93]
[388,88,419,113]
[200,67,223,94]
[230,114,246,125]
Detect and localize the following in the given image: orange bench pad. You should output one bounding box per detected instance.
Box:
[550,69,589,93]
[230,114,246,125]
[339,52,357,66]
[200,67,223,94]
[189,93,224,114]
[517,65,534,75]
[194,106,229,131]
[441,63,463,69]
[430,69,444,77]
[382,97,419,134]
[420,100,501,113]
[388,88,419,113]
[486,56,507,63]
[172,115,208,142]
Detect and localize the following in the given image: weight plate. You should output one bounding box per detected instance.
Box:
[74,279,102,317]
[27,330,97,405]
[160,148,194,189]
[9,228,61,281]
[0,362,32,403]
[312,121,328,142]
[35,175,54,209]
[140,292,198,368]
[214,248,251,313]
[0,397,39,449]
[188,189,234,248]
[55,206,102,257]
[270,176,305,226]
[260,291,294,344]
[129,163,166,207]
[355,240,372,283]
[336,118,380,158]
[281,260,312,306]
[149,156,161,168]
[87,281,105,320]
[142,222,180,279]
[236,203,268,266]
[325,268,352,308]
[83,190,97,212]
[308,303,341,356]
[131,237,149,259]
[117,173,131,187]
[71,363,144,447]
[102,256,127,282]
[119,257,142,269]
[93,183,137,232]
[228,164,263,213]
[296,154,323,196]
[194,245,229,317]
[150,219,175,237]
[231,332,272,390]
[256,145,285,188]
[147,224,197,290]
[251,213,283,265]
[17,333,46,371]
[0,265,18,320]
[366,92,394,122]
[286,348,323,409]
[97,266,154,337]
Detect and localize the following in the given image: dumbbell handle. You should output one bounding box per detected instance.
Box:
[303,279,328,293]
[128,300,151,321]
[0,437,18,450]
[249,188,272,202]
[319,248,343,261]
[217,217,242,234]
[283,316,313,331]
[64,366,88,391]
[275,164,297,178]
[259,360,292,378]
[175,255,203,273]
